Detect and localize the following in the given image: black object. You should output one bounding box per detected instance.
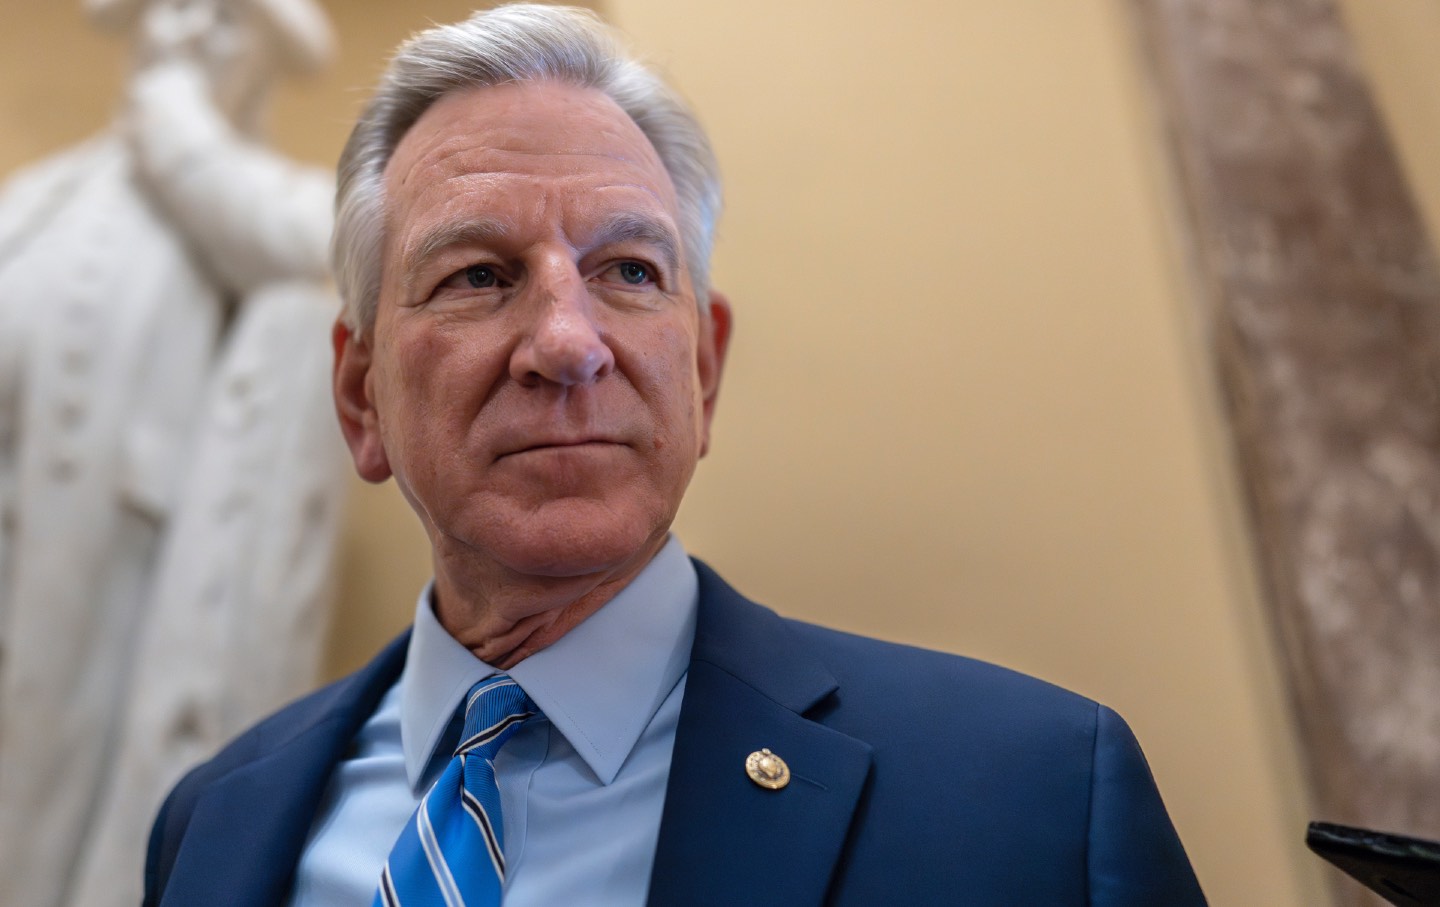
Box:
[1308,822,1440,906]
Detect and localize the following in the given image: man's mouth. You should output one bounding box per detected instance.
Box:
[502,438,623,458]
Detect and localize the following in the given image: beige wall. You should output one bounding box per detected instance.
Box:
[9,1,1440,903]
[1341,0,1440,242]
[609,2,1321,904]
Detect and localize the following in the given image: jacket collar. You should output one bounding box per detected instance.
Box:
[647,560,873,907]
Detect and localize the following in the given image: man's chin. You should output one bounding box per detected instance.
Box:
[461,506,671,582]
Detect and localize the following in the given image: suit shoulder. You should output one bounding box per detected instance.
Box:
[691,560,1100,729]
[163,630,408,812]
[146,635,409,904]
[168,671,359,801]
[145,675,355,904]
[774,616,1116,765]
[782,616,1098,714]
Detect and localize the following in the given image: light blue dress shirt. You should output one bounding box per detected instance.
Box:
[286,537,698,906]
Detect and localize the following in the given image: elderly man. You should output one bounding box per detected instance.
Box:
[143,5,1207,906]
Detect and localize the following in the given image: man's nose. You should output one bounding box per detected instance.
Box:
[509,268,616,387]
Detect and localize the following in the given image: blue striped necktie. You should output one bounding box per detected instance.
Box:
[375,674,537,907]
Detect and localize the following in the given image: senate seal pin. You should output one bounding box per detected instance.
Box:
[745,748,790,790]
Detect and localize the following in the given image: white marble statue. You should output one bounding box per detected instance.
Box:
[0,2,347,906]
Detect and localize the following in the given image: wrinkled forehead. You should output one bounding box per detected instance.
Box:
[382,81,680,225]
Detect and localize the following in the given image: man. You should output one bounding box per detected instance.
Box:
[144,5,1208,905]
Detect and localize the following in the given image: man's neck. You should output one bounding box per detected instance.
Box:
[429,533,669,670]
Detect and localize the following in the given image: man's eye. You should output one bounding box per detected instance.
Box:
[466,265,499,288]
[615,262,651,285]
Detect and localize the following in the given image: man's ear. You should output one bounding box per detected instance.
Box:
[332,319,393,483]
[697,290,732,458]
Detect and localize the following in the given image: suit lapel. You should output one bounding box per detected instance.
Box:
[647,562,872,907]
[159,634,409,907]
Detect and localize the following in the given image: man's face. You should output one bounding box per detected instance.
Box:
[335,81,729,586]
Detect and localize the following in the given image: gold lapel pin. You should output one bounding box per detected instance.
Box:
[745,748,790,790]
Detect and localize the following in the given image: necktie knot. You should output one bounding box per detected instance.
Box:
[456,674,538,758]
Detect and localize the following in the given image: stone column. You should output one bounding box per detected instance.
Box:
[1129,1,1440,904]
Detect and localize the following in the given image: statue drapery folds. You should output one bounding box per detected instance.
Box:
[0,2,347,905]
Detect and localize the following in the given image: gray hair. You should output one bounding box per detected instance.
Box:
[332,3,722,330]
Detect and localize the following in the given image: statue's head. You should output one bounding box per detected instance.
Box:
[86,0,333,106]
[85,0,332,128]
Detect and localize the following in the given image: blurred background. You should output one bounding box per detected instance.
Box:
[5,1,1440,904]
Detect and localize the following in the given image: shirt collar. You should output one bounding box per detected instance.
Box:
[401,535,698,789]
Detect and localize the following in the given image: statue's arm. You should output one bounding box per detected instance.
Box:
[125,60,334,296]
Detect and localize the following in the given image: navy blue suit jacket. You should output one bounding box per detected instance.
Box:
[145,561,1206,906]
